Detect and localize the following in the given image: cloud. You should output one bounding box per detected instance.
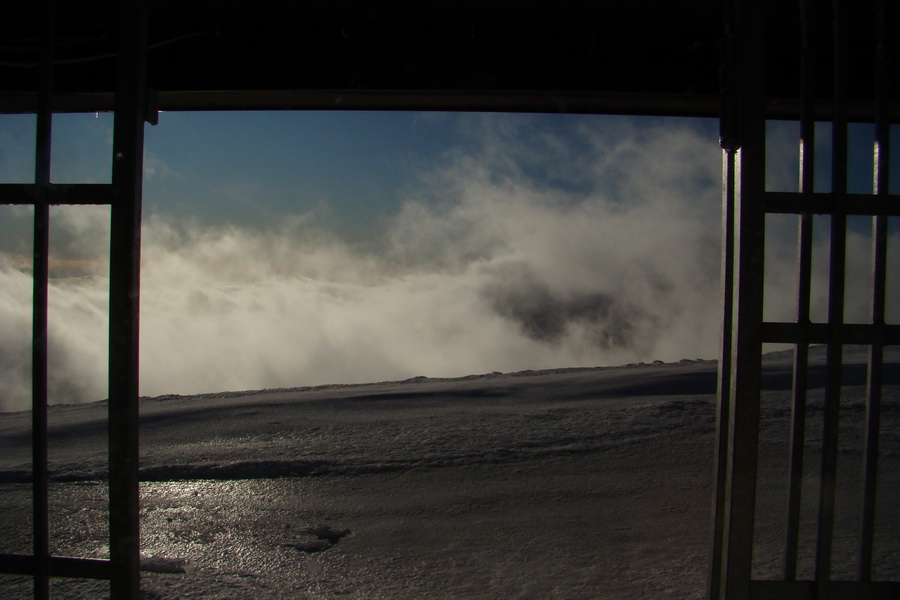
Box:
[2,116,893,412]
[143,152,179,180]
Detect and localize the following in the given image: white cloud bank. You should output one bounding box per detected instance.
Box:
[1,116,894,411]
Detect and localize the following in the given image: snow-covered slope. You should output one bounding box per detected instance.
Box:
[0,348,897,599]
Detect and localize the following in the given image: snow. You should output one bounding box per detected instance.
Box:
[0,348,897,599]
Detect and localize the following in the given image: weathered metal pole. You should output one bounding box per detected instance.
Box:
[712,1,766,599]
[109,2,149,598]
[31,1,55,598]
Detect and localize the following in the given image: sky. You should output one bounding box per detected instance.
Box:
[0,111,898,411]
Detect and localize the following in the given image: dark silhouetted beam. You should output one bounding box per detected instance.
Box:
[0,183,116,206]
[0,554,112,580]
[107,1,148,598]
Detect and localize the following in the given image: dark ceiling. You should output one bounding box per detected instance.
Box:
[0,1,896,118]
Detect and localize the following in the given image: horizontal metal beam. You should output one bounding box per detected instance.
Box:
[2,89,900,120]
[764,192,900,216]
[762,322,900,345]
[750,580,900,600]
[0,183,114,206]
[160,89,725,117]
[0,553,112,580]
[0,89,721,117]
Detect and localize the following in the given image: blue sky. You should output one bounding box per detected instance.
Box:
[4,110,465,235]
[6,110,677,237]
[143,111,466,235]
[1,111,893,237]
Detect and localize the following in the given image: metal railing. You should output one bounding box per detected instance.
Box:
[710,1,899,599]
[0,2,148,598]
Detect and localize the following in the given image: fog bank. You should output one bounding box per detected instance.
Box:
[1,117,892,411]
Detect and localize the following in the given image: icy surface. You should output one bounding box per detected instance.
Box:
[1,348,897,599]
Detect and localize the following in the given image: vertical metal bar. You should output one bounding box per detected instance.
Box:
[815,0,848,593]
[32,2,55,598]
[859,0,891,581]
[710,146,737,600]
[709,2,739,593]
[719,1,766,597]
[784,0,816,581]
[109,2,148,598]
